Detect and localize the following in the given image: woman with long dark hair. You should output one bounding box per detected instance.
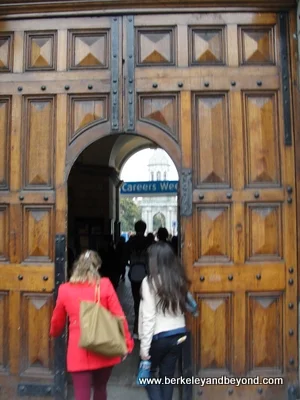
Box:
[138,241,190,400]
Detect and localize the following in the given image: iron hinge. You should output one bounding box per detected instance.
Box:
[18,384,54,397]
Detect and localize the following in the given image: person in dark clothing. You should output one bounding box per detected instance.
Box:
[123,220,150,337]
[157,227,169,242]
[99,240,119,290]
[146,232,155,246]
[115,236,126,282]
[171,235,178,255]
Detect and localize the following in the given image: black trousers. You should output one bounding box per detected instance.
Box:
[131,281,142,333]
[145,334,183,400]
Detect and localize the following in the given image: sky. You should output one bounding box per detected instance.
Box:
[120,148,179,182]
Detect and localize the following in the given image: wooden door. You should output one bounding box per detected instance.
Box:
[0,9,297,400]
[0,15,122,399]
[173,13,296,400]
[131,12,297,399]
[128,10,297,399]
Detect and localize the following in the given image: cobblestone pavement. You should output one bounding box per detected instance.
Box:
[68,269,179,399]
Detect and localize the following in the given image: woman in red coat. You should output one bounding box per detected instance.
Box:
[50,250,134,400]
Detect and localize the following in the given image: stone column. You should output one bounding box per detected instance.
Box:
[148,208,153,233]
[142,206,148,228]
[166,206,171,233]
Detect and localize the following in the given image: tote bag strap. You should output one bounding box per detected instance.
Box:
[94,280,101,304]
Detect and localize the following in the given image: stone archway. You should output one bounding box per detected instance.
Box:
[64,120,181,182]
[153,212,166,232]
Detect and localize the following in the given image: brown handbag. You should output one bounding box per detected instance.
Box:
[79,281,128,357]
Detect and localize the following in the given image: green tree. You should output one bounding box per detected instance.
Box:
[119,197,142,232]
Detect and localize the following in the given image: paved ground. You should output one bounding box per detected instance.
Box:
[67,269,180,399]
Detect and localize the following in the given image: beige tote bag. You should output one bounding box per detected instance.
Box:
[79,281,127,357]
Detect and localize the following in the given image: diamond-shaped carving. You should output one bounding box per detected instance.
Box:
[24,98,54,188]
[140,95,178,138]
[255,298,276,309]
[194,94,230,187]
[0,34,13,72]
[245,94,279,185]
[196,206,231,262]
[137,29,175,66]
[25,32,56,71]
[248,205,282,260]
[69,95,108,141]
[24,206,53,262]
[30,298,47,310]
[240,27,275,65]
[204,299,224,311]
[190,28,225,65]
[69,30,108,70]
[21,293,53,375]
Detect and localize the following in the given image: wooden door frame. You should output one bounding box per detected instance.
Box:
[0,0,297,16]
[290,6,300,391]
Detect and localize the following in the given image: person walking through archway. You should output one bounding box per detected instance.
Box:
[124,220,150,338]
[139,241,190,400]
[50,250,134,400]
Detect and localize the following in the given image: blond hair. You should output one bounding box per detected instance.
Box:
[70,250,101,284]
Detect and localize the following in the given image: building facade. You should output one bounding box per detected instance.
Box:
[136,149,178,235]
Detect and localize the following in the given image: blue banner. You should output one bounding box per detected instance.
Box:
[120,180,178,195]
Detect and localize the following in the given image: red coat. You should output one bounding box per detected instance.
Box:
[50,278,134,372]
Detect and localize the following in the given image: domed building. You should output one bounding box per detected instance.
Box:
[135,149,178,236]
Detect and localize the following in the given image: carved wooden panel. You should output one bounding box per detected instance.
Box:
[138,94,178,139]
[23,206,54,262]
[0,292,9,372]
[69,95,108,142]
[247,203,282,261]
[0,206,9,261]
[20,293,54,376]
[194,293,233,374]
[0,98,10,189]
[246,293,283,373]
[68,30,109,70]
[239,26,275,65]
[0,34,13,72]
[244,93,280,186]
[189,27,225,65]
[23,97,55,189]
[136,28,175,66]
[195,205,232,263]
[25,31,57,71]
[193,94,230,187]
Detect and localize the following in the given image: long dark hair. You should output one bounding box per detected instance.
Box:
[147,241,190,314]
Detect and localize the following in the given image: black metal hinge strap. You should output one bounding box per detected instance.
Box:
[54,234,66,400]
[180,169,192,217]
[280,12,292,146]
[111,17,119,131]
[126,15,135,132]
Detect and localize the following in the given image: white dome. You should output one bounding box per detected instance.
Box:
[148,149,170,167]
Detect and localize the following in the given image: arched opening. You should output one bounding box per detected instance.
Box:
[66,129,180,396]
[153,212,166,232]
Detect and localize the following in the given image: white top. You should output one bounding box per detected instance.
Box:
[138,277,186,358]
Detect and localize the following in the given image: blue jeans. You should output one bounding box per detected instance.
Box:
[145,334,183,400]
